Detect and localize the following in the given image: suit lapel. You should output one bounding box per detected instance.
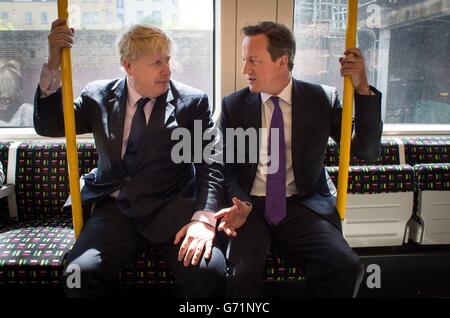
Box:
[146,85,174,135]
[109,78,127,173]
[163,87,176,127]
[243,92,262,181]
[291,79,310,186]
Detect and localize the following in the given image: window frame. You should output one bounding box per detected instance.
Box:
[0,0,448,138]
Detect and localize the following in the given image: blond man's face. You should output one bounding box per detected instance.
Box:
[124,50,171,98]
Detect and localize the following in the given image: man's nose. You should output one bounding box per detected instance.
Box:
[162,62,171,77]
[242,61,251,75]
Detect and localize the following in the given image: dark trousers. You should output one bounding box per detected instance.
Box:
[225,196,364,298]
[61,197,227,298]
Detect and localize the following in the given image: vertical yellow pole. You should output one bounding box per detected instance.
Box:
[57,0,83,238]
[336,0,358,220]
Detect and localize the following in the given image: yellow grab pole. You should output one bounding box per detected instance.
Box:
[336,0,358,220]
[58,0,83,238]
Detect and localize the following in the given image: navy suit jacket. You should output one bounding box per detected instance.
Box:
[220,79,382,230]
[34,79,223,243]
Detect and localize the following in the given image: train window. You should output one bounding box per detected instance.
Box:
[0,0,214,128]
[293,0,449,125]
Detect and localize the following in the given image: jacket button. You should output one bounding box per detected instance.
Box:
[125,176,131,183]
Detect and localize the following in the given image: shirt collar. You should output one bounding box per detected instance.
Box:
[261,77,293,105]
[126,76,153,107]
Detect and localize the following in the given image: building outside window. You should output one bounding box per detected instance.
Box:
[0,0,214,128]
[293,0,450,124]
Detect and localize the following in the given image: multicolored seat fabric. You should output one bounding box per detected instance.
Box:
[0,218,74,285]
[325,137,401,166]
[119,249,176,285]
[415,163,450,191]
[326,165,414,194]
[118,249,305,285]
[402,136,450,166]
[1,223,304,285]
[264,251,304,282]
[15,141,97,220]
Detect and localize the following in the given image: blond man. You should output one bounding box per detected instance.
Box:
[35,19,226,298]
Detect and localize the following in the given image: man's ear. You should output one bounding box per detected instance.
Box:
[278,55,289,69]
[122,59,133,76]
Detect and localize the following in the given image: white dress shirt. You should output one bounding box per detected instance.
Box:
[250,77,298,197]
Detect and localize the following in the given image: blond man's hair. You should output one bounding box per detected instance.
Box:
[117,24,172,64]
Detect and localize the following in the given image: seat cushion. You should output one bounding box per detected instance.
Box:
[325,137,401,166]
[15,141,97,220]
[402,136,450,166]
[0,217,74,284]
[415,163,450,191]
[1,217,304,285]
[327,164,415,194]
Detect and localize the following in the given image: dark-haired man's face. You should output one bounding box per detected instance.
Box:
[242,34,288,95]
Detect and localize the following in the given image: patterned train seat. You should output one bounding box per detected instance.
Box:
[402,136,450,166]
[0,141,94,285]
[325,137,403,167]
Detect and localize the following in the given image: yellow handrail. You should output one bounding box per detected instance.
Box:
[336,0,358,220]
[58,0,83,238]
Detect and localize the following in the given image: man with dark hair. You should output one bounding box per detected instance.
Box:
[216,21,382,297]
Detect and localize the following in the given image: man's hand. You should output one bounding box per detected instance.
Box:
[47,19,74,70]
[339,48,372,95]
[213,197,252,237]
[174,221,215,267]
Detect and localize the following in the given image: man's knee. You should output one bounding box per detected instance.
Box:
[61,249,112,297]
[340,252,363,277]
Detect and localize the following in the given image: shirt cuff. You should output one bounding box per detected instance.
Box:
[39,63,61,97]
[243,201,252,210]
[191,210,217,227]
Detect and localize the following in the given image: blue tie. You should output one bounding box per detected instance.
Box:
[117,97,149,218]
[265,96,286,225]
[123,97,149,172]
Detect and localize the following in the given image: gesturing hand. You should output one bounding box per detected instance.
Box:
[214,197,252,237]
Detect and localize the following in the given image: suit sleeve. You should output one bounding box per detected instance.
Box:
[191,93,225,213]
[330,86,383,161]
[33,86,93,137]
[220,98,252,206]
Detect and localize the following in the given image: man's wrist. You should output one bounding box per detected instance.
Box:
[356,85,374,96]
[191,210,217,227]
[243,201,252,211]
[47,62,60,71]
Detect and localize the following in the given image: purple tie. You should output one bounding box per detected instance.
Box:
[265,96,286,225]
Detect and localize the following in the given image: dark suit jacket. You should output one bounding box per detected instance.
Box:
[220,79,382,230]
[34,79,223,243]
